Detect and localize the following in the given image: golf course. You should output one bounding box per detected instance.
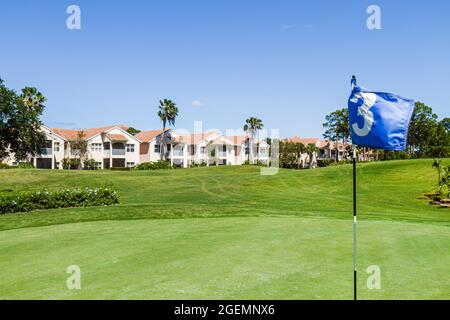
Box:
[0,159,449,300]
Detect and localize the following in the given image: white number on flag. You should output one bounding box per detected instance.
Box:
[350,92,377,137]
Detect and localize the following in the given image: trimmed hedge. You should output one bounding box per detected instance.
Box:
[134,161,172,170]
[0,187,119,214]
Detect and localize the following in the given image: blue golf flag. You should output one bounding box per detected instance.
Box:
[348,82,415,151]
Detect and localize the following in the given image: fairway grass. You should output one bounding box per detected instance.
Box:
[0,159,449,299]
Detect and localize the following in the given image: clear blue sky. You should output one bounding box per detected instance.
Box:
[1,0,449,138]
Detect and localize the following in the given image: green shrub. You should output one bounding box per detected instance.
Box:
[16,162,34,169]
[0,187,119,214]
[0,163,11,169]
[318,158,333,167]
[62,157,81,170]
[190,161,207,168]
[242,160,266,166]
[83,159,100,170]
[134,161,172,170]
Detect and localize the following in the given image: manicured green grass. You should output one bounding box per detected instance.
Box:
[0,159,449,299]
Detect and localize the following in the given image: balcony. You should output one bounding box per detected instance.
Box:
[172,149,184,157]
[103,149,126,157]
[259,152,268,158]
[39,148,53,156]
[112,148,125,156]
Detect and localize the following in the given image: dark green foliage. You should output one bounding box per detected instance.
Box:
[190,161,207,167]
[317,158,333,167]
[0,163,10,169]
[0,79,47,161]
[126,127,141,136]
[322,108,350,161]
[62,157,81,170]
[134,160,172,170]
[16,162,34,169]
[432,160,449,197]
[83,159,99,170]
[0,187,119,214]
[0,162,34,169]
[279,141,307,169]
[157,99,179,160]
[242,160,266,166]
[69,131,88,167]
[399,102,449,157]
[243,117,264,163]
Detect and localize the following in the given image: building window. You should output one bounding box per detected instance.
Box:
[127,162,135,168]
[154,144,161,153]
[91,143,102,152]
[200,146,206,154]
[126,144,135,152]
[54,142,60,152]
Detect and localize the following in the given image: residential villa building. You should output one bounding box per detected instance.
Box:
[3,123,353,170]
[4,125,142,169]
[282,136,348,168]
[4,125,270,169]
[136,129,270,168]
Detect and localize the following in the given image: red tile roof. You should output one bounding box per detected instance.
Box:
[175,131,220,145]
[283,136,346,149]
[51,125,129,141]
[106,133,128,141]
[284,136,320,145]
[135,129,166,142]
[226,135,249,146]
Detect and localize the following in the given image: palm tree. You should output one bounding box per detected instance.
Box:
[243,117,264,164]
[157,99,179,161]
[293,142,306,169]
[306,143,319,168]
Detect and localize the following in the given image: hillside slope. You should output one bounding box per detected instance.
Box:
[0,159,448,231]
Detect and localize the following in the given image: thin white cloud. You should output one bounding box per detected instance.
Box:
[192,99,205,108]
[281,24,296,30]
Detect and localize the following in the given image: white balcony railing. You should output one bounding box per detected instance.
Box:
[112,149,125,156]
[172,150,184,157]
[39,148,52,155]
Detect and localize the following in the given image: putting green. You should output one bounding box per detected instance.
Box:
[0,216,448,299]
[0,159,449,299]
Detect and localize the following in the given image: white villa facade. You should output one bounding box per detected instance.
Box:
[4,125,270,169]
[136,129,270,168]
[283,136,348,168]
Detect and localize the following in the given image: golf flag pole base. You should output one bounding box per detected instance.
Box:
[353,146,357,301]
